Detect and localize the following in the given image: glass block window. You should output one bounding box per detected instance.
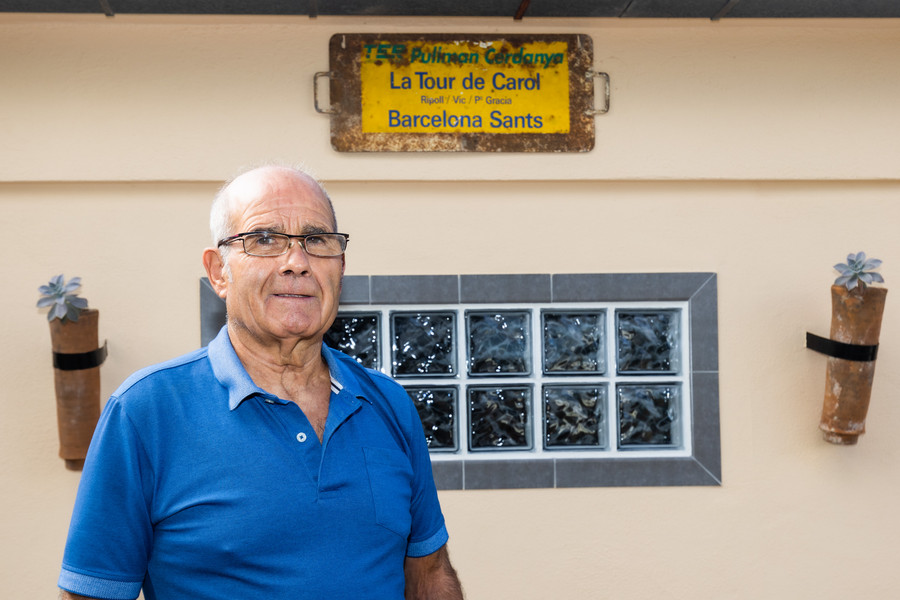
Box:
[544,384,606,448]
[201,273,720,488]
[543,311,605,374]
[467,311,531,376]
[616,310,680,374]
[468,385,533,450]
[323,313,380,370]
[391,312,456,376]
[617,383,681,447]
[406,386,458,452]
[333,303,688,458]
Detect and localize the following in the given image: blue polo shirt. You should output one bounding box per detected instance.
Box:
[59,327,448,600]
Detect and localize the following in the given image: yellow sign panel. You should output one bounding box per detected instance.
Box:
[322,34,595,152]
[360,40,570,135]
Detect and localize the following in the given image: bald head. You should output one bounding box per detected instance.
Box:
[210,165,337,246]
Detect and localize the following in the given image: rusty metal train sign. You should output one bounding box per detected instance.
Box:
[315,34,608,152]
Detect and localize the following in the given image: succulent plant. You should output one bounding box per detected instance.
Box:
[37,274,89,322]
[834,252,884,291]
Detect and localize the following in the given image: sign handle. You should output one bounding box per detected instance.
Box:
[587,71,610,115]
[314,71,338,114]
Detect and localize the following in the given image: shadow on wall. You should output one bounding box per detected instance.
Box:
[200,278,226,346]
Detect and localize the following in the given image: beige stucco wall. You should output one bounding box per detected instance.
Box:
[2,14,899,599]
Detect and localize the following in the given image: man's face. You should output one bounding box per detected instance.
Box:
[217,168,344,347]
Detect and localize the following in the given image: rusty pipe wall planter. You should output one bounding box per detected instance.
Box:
[48,308,106,469]
[807,285,887,445]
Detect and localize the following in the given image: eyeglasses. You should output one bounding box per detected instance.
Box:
[217,231,350,258]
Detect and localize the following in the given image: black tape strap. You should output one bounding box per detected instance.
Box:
[53,341,108,371]
[806,333,878,362]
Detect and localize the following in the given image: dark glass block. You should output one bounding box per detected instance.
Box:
[406,386,458,451]
[324,313,380,370]
[468,386,532,450]
[467,311,531,376]
[544,385,606,449]
[542,311,605,374]
[617,384,681,447]
[391,312,456,377]
[616,310,681,374]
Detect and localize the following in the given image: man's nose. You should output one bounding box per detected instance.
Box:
[280,239,312,274]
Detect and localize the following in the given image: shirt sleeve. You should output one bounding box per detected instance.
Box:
[59,395,153,600]
[403,395,450,558]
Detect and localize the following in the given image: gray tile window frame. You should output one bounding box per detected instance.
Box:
[200,273,720,489]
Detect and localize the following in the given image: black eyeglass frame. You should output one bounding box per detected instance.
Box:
[217,231,350,257]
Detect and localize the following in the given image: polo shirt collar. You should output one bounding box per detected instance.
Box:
[320,343,374,406]
[207,326,373,410]
[208,327,265,410]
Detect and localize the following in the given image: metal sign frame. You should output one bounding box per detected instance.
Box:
[315,33,606,152]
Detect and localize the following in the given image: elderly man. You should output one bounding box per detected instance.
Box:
[59,165,463,600]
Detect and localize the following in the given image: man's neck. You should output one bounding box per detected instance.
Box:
[227,325,333,439]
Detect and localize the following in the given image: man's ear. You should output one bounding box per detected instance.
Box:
[202,248,229,299]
